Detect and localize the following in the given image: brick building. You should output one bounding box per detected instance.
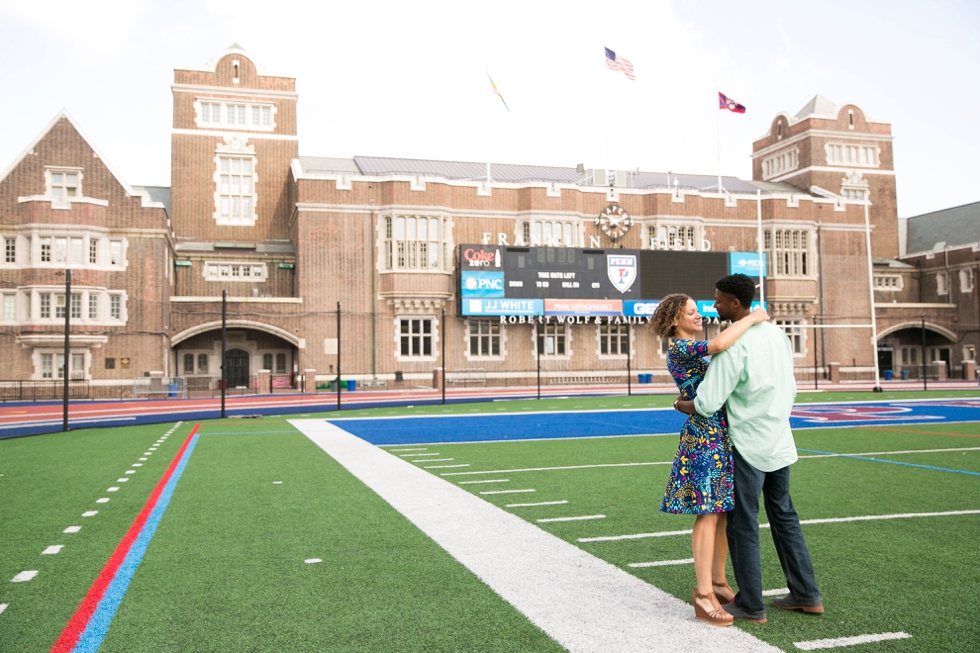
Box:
[3,45,970,391]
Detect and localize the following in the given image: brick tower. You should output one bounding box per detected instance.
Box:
[751,95,898,258]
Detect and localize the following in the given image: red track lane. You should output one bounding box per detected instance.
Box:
[49,424,200,653]
[3,381,978,429]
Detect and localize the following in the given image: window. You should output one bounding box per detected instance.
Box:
[217,156,255,223]
[764,229,810,277]
[49,171,80,202]
[198,100,274,130]
[841,189,865,201]
[525,220,577,247]
[54,237,67,263]
[110,240,123,266]
[937,271,948,296]
[87,294,98,320]
[40,237,51,263]
[3,294,14,321]
[197,354,208,374]
[468,320,501,357]
[960,269,974,293]
[648,224,697,250]
[40,293,51,318]
[183,353,194,374]
[826,143,877,167]
[105,357,115,370]
[263,353,273,371]
[110,295,121,320]
[89,239,98,264]
[901,347,919,366]
[41,353,66,379]
[55,294,66,319]
[384,216,446,271]
[599,323,629,355]
[775,319,805,355]
[70,293,81,319]
[399,318,433,357]
[276,353,287,373]
[762,147,799,179]
[874,275,903,291]
[537,323,566,356]
[4,237,15,264]
[203,261,266,281]
[68,237,83,264]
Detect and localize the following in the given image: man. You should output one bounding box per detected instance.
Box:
[674,274,822,623]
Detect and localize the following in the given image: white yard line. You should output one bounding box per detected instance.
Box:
[762,588,789,596]
[0,603,6,615]
[794,632,911,650]
[292,420,780,653]
[580,509,980,543]
[11,571,37,583]
[459,479,510,485]
[414,459,454,463]
[628,558,694,568]
[425,464,470,469]
[800,446,980,458]
[41,545,64,555]
[538,515,605,523]
[481,489,536,495]
[400,453,440,457]
[442,461,673,477]
[507,500,569,508]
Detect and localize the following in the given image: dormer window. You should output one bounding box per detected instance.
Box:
[46,168,83,204]
[197,100,275,131]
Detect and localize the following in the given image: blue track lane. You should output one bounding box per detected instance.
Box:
[330,400,980,445]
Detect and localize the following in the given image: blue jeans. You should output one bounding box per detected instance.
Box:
[727,447,821,617]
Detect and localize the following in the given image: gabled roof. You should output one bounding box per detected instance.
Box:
[0,110,159,208]
[906,200,980,253]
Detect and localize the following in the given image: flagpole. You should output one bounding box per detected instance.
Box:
[604,47,608,175]
[716,85,723,194]
[485,68,491,183]
[757,188,765,305]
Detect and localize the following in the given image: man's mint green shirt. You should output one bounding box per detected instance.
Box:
[693,321,798,472]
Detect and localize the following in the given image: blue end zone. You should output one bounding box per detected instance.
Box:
[331,400,980,445]
[330,410,688,445]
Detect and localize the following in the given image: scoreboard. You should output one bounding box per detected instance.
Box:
[458,244,764,317]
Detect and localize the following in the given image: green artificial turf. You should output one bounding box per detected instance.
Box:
[0,422,189,651]
[95,421,565,653]
[411,422,980,651]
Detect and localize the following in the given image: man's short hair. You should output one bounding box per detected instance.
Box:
[716,274,756,308]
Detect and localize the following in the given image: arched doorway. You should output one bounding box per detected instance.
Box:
[225,348,250,388]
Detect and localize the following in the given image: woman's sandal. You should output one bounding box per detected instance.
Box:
[712,581,736,605]
[693,588,734,626]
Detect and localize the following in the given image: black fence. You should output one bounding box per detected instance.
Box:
[0,380,91,402]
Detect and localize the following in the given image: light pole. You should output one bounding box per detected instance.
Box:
[63,269,71,431]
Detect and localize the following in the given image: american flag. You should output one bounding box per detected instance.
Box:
[604,47,635,81]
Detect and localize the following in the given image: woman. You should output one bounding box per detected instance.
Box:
[652,294,768,626]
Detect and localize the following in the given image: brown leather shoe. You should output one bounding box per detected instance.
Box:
[772,594,824,614]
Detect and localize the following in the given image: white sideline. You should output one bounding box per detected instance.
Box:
[292,420,780,653]
[794,632,911,650]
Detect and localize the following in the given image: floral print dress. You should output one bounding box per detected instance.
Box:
[660,339,735,514]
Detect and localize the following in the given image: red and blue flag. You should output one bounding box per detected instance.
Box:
[719,92,746,113]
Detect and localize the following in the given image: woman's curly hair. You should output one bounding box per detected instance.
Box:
[651,294,692,340]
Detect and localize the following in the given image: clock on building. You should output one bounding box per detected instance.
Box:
[596,204,633,241]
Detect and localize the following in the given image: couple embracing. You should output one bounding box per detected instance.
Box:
[652,273,823,626]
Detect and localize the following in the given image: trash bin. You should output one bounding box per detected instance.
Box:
[901,370,909,380]
[640,373,652,384]
[883,370,893,381]
[167,383,178,397]
[347,379,356,392]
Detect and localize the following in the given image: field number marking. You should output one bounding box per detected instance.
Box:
[794,632,911,650]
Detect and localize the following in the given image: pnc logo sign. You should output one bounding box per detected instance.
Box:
[461,271,505,298]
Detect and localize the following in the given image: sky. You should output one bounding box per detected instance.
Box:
[0,0,977,218]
